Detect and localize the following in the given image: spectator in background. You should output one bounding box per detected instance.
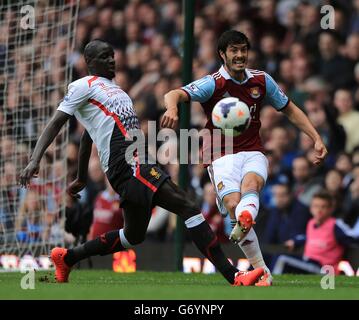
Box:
[260,150,289,210]
[304,98,346,156]
[0,162,21,235]
[15,189,49,243]
[292,156,322,206]
[324,169,344,217]
[276,191,359,275]
[344,33,359,69]
[295,2,321,55]
[89,178,123,240]
[350,0,359,34]
[352,147,359,165]
[260,106,285,145]
[334,88,359,153]
[342,166,359,231]
[263,183,311,246]
[317,31,353,89]
[335,152,354,188]
[265,126,297,173]
[260,33,283,78]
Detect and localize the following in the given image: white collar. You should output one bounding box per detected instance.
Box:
[219,65,253,85]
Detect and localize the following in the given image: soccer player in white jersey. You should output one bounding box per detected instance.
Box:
[19,40,265,286]
[162,30,328,286]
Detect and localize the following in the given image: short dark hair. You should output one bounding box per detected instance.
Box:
[273,182,291,194]
[84,39,107,64]
[217,30,250,64]
[312,190,333,206]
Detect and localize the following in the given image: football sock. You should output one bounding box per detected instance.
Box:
[64,229,127,267]
[185,214,238,284]
[235,190,259,221]
[238,228,270,273]
[230,218,236,228]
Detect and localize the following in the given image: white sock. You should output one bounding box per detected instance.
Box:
[235,190,259,221]
[119,229,133,248]
[184,213,205,228]
[238,228,270,274]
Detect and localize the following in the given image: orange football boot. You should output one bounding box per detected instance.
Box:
[51,247,71,283]
[229,210,255,243]
[255,272,273,287]
[232,267,264,286]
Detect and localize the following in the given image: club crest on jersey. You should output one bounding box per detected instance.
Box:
[249,86,260,99]
[150,168,161,180]
[217,181,225,191]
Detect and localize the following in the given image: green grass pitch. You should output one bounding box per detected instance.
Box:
[1,270,359,300]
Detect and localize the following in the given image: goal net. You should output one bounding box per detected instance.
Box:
[0,0,79,271]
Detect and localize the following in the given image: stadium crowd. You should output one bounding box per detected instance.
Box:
[1,0,359,271]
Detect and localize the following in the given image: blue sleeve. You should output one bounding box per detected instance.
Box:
[335,220,359,246]
[263,72,289,111]
[182,75,215,103]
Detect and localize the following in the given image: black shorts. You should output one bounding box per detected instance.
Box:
[106,162,169,211]
[105,123,170,211]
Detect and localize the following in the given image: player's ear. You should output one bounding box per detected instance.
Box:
[219,50,226,63]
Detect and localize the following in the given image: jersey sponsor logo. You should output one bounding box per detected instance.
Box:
[217,181,225,191]
[249,86,261,99]
[150,167,161,180]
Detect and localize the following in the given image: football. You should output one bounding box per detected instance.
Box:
[211,97,251,137]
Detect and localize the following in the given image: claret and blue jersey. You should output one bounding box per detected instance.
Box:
[181,66,290,159]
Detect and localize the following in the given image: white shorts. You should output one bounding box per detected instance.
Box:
[207,151,268,201]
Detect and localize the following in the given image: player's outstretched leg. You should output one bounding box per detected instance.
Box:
[51,229,129,282]
[153,180,264,286]
[226,190,272,286]
[51,201,151,282]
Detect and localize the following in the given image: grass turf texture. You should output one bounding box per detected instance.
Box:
[1,270,359,300]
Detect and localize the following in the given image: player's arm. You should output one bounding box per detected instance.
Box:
[19,111,71,187]
[66,130,93,199]
[161,89,189,129]
[282,101,327,165]
[161,75,215,129]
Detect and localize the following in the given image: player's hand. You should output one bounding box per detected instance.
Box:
[19,160,40,188]
[284,239,295,252]
[66,179,86,199]
[160,109,178,129]
[313,139,328,166]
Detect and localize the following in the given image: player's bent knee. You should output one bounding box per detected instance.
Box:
[126,234,145,246]
[182,200,201,220]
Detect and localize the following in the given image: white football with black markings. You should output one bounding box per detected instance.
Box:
[211,97,251,137]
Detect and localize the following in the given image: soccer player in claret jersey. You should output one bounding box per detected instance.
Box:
[162,30,328,286]
[19,39,264,286]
